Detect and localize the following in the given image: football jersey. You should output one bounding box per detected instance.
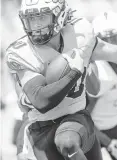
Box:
[91,82,117,130]
[91,11,117,130]
[6,18,99,159]
[6,18,95,121]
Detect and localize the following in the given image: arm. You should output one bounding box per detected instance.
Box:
[85,61,101,112]
[95,126,117,159]
[91,38,117,64]
[18,49,84,113]
[86,95,97,113]
[86,62,100,96]
[6,45,84,113]
[20,69,82,113]
[94,127,111,147]
[74,18,117,64]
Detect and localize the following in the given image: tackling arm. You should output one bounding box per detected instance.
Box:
[91,38,117,64]
[94,127,111,148]
[86,62,100,96]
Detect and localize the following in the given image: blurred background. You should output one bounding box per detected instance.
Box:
[1,0,117,160]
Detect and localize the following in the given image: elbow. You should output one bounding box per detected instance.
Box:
[24,87,64,113]
[37,107,50,114]
[35,97,63,113]
[31,98,58,114]
[35,103,57,114]
[31,100,51,114]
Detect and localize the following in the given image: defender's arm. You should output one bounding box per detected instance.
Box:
[95,127,111,147]
[91,38,117,63]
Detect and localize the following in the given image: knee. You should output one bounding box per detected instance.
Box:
[55,131,81,156]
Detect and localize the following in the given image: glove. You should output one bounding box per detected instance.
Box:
[62,48,84,73]
[75,18,97,66]
[107,139,117,159]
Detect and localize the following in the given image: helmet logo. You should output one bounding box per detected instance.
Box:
[45,0,64,16]
[26,0,39,5]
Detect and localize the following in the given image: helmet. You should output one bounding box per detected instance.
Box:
[19,0,71,44]
[92,11,117,45]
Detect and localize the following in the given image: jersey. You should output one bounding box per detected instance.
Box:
[92,12,117,130]
[6,18,96,121]
[91,62,117,130]
[6,18,99,159]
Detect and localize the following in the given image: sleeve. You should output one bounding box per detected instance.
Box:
[22,69,82,113]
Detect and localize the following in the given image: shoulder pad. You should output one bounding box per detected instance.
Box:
[6,36,28,73]
[6,51,24,73]
[6,35,42,73]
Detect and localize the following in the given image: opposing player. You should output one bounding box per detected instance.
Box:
[89,11,117,160]
[6,0,117,160]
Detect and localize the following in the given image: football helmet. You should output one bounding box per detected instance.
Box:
[19,0,71,44]
[92,11,117,44]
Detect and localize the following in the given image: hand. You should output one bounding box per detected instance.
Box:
[75,18,96,66]
[107,139,117,159]
[62,48,84,73]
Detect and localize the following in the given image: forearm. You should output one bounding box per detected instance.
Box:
[23,70,82,113]
[86,63,100,96]
[92,38,117,64]
[86,96,97,113]
[95,126,111,147]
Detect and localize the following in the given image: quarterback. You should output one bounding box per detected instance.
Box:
[6,0,117,160]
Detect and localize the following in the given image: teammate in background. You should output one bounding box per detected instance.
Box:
[6,1,117,160]
[87,11,117,160]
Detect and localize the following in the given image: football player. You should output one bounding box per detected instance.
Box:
[6,0,117,160]
[89,11,117,160]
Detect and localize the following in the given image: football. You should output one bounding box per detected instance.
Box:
[46,54,71,84]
